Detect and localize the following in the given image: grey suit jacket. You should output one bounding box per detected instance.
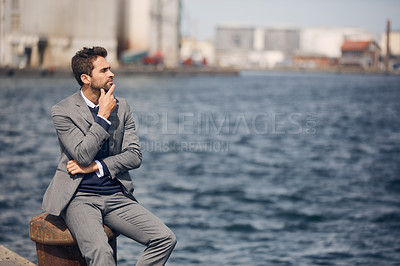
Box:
[42,90,142,216]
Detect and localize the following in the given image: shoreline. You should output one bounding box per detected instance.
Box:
[243,66,400,76]
[0,66,398,78]
[0,66,240,78]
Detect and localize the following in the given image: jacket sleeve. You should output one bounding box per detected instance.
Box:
[102,101,142,178]
[51,104,110,166]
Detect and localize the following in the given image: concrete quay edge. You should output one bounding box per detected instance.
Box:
[0,245,36,266]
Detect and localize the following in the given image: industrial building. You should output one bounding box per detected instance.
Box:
[0,0,180,68]
[215,25,299,68]
[213,25,388,70]
[380,29,400,72]
[339,40,381,70]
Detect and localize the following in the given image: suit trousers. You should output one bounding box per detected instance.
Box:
[61,192,176,266]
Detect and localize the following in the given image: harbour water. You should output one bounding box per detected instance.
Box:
[0,71,399,265]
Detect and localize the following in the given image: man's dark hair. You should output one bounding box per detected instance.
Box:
[71,46,108,86]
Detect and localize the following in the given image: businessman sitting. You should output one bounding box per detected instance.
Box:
[42,46,176,265]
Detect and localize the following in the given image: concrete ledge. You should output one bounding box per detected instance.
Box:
[0,245,36,266]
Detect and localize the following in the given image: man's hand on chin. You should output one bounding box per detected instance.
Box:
[98,84,117,119]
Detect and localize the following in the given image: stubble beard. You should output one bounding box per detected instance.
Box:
[91,80,112,92]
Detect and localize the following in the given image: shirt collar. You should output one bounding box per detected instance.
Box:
[80,89,98,108]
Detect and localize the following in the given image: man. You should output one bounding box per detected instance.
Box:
[42,46,176,265]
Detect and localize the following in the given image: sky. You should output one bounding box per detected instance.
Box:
[181,0,400,41]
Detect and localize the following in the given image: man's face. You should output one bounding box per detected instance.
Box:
[89,56,114,91]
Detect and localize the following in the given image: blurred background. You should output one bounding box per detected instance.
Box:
[0,1,400,266]
[0,0,399,72]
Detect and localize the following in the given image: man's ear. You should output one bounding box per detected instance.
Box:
[80,74,91,85]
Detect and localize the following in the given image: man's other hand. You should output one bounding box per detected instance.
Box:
[67,160,98,175]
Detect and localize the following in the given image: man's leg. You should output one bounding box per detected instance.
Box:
[62,192,116,266]
[104,192,177,266]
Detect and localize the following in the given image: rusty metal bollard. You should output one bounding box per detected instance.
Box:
[29,213,118,265]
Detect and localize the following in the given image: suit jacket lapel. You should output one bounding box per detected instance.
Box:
[107,101,119,154]
[72,91,94,129]
[71,91,118,152]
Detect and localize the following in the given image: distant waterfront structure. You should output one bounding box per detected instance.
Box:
[0,0,118,68]
[299,27,378,58]
[293,53,338,70]
[264,28,299,56]
[215,25,298,68]
[215,25,255,68]
[213,24,386,70]
[339,40,381,70]
[180,38,215,66]
[0,0,180,68]
[118,0,180,67]
[380,30,400,71]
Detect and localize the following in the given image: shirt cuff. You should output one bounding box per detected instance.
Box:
[95,160,104,178]
[95,160,110,178]
[94,115,111,131]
